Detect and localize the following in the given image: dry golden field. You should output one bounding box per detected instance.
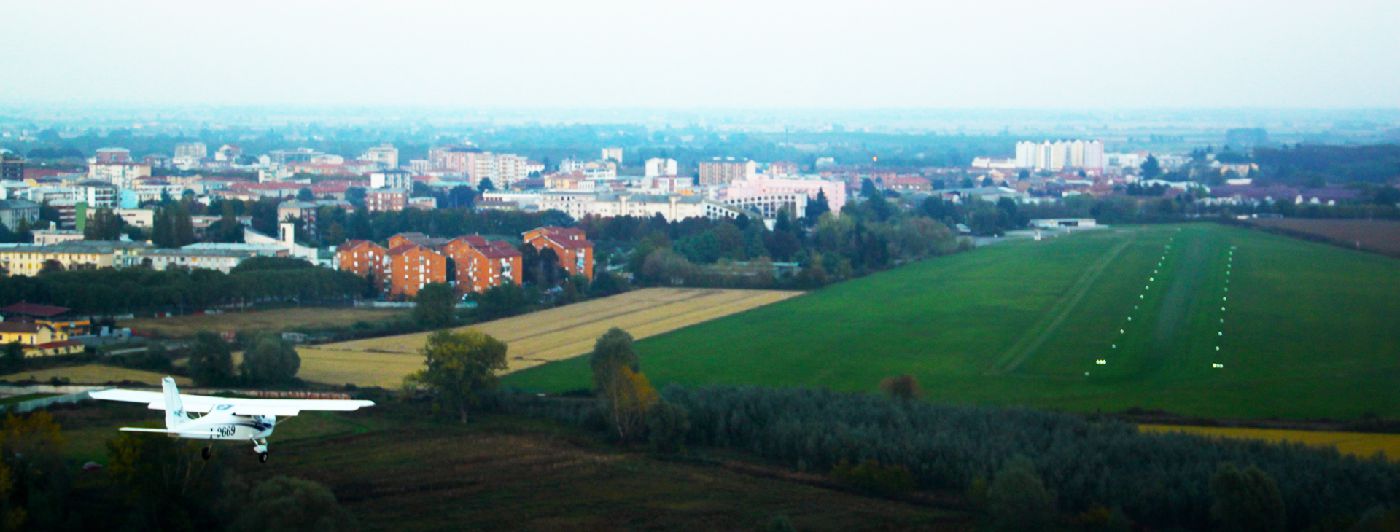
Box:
[1141,424,1400,462]
[123,307,407,338]
[0,364,191,386]
[296,288,800,388]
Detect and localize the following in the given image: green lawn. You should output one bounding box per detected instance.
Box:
[505,224,1400,420]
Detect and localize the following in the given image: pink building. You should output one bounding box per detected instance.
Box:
[721,175,847,217]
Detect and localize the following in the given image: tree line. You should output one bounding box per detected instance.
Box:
[0,257,366,315]
[492,384,1400,530]
[580,181,967,290]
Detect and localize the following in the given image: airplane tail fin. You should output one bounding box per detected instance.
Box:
[162,377,187,429]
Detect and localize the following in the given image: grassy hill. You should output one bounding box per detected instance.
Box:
[504,224,1400,420]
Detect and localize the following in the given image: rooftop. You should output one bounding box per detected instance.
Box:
[0,302,71,318]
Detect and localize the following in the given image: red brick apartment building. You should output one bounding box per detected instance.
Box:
[336,231,525,299]
[522,226,594,280]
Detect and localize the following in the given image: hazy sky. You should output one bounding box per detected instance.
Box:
[3,0,1398,109]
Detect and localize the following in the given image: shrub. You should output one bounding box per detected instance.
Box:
[986,455,1056,531]
[878,374,922,401]
[227,476,357,532]
[188,332,234,386]
[1210,463,1286,532]
[646,401,690,453]
[239,334,301,386]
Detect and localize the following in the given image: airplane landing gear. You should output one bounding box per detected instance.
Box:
[201,446,211,461]
[252,438,269,463]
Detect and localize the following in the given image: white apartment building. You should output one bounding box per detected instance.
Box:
[361,144,399,169]
[1014,140,1105,171]
[88,162,151,188]
[698,158,757,186]
[172,142,208,169]
[370,169,414,190]
[601,147,623,164]
[538,192,743,223]
[644,158,679,177]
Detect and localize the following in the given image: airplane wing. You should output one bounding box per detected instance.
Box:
[217,398,376,417]
[90,389,374,417]
[118,427,209,436]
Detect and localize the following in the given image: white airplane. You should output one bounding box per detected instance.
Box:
[90,377,374,463]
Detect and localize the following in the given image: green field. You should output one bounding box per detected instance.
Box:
[505,224,1400,420]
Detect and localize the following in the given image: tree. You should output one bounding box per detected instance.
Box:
[83,207,124,240]
[406,329,508,423]
[153,203,195,248]
[0,343,22,373]
[209,208,244,243]
[1141,154,1163,179]
[473,282,529,320]
[1210,463,1286,532]
[227,476,357,532]
[1373,186,1400,206]
[38,260,64,274]
[646,401,689,453]
[345,186,367,208]
[804,189,831,222]
[589,328,657,441]
[861,178,880,199]
[445,185,477,209]
[105,431,228,530]
[188,332,235,386]
[640,248,694,285]
[412,282,455,329]
[478,178,495,192]
[995,197,1024,229]
[590,328,639,392]
[589,270,628,297]
[986,455,1055,531]
[879,374,922,401]
[239,334,301,386]
[11,219,30,244]
[296,187,315,201]
[0,412,70,530]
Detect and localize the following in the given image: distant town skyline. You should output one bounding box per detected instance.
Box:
[2,0,1399,110]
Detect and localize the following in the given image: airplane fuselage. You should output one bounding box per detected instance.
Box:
[177,405,276,441]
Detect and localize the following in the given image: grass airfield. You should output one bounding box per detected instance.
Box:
[507,224,1400,420]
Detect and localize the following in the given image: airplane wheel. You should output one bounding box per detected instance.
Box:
[201,446,211,461]
[258,452,269,464]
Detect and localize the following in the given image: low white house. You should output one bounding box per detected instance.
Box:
[1030,218,1098,229]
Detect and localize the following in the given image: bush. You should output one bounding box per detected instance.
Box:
[765,514,796,532]
[227,476,357,532]
[986,455,1056,531]
[188,332,234,386]
[0,343,23,373]
[879,374,922,401]
[118,344,174,372]
[239,334,301,386]
[412,282,455,329]
[646,401,690,453]
[1210,463,1286,532]
[1350,505,1400,531]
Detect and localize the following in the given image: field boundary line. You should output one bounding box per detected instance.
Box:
[987,233,1136,375]
[480,289,737,345]
[500,291,799,370]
